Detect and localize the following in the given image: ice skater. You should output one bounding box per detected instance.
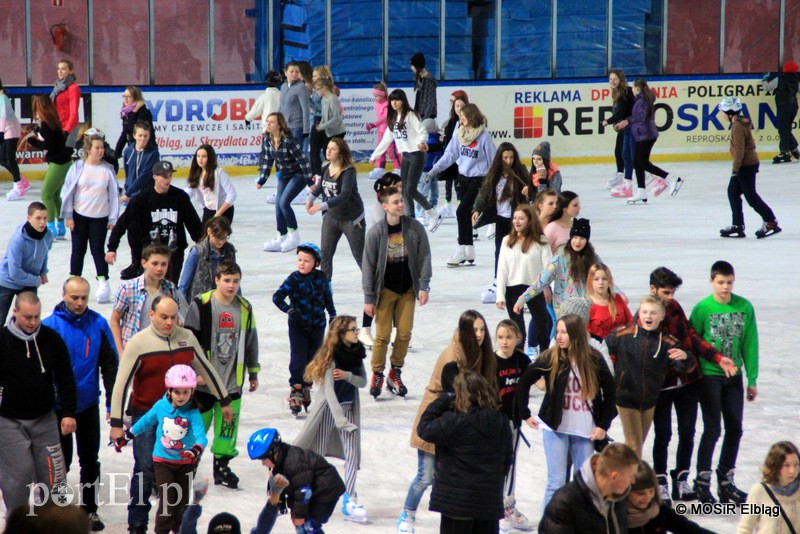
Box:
[761,61,800,163]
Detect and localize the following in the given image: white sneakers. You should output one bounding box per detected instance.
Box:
[280,230,300,252]
[262,234,284,252]
[95,279,111,304]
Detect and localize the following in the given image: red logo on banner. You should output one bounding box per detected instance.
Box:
[514,106,543,139]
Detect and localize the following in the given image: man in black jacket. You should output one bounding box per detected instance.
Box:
[105,160,202,283]
[539,442,639,534]
[0,291,77,515]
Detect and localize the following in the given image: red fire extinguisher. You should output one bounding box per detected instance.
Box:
[50,23,68,51]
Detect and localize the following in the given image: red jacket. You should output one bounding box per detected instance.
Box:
[55,83,81,133]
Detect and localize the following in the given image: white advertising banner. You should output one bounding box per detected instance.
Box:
[90,76,778,167]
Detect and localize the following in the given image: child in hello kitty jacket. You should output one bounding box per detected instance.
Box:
[365,82,401,179]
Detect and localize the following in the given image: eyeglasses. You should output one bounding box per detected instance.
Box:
[345,327,360,333]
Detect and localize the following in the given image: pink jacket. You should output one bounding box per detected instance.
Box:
[368,98,389,136]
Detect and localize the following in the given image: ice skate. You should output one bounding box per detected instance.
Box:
[280,230,300,252]
[447,245,468,267]
[650,177,668,197]
[426,208,443,232]
[693,472,718,504]
[263,233,284,252]
[96,279,112,304]
[720,225,746,238]
[358,327,374,348]
[627,187,648,204]
[301,385,312,412]
[213,456,239,489]
[669,176,685,196]
[485,224,495,239]
[772,151,792,164]
[369,167,384,180]
[369,372,384,399]
[502,498,534,531]
[341,493,368,523]
[465,245,476,264]
[607,172,624,190]
[793,148,800,160]
[6,182,26,201]
[119,263,143,280]
[288,384,304,415]
[610,180,632,197]
[438,202,455,219]
[657,474,672,507]
[387,365,408,397]
[291,190,307,205]
[671,470,699,502]
[717,468,748,504]
[481,283,496,304]
[397,510,416,533]
[55,219,67,240]
[89,513,105,531]
[755,220,781,239]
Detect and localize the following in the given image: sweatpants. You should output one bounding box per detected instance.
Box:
[320,216,366,281]
[401,151,431,216]
[288,323,325,386]
[634,138,668,189]
[652,382,698,476]
[0,411,66,514]
[153,462,194,534]
[58,404,101,514]
[70,212,109,278]
[371,288,416,372]
[504,286,550,352]
[196,391,242,458]
[727,163,775,227]
[440,515,499,534]
[456,176,483,245]
[696,374,744,475]
[617,405,656,459]
[0,137,21,182]
[312,403,359,495]
[41,161,71,222]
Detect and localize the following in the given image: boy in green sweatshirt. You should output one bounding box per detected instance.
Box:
[690,260,758,505]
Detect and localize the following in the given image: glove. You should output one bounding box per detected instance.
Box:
[268,474,290,496]
[245,119,252,127]
[114,430,134,452]
[192,478,209,502]
[365,122,374,132]
[180,444,204,462]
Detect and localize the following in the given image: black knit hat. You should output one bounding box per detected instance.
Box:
[410,52,426,70]
[208,512,241,534]
[570,218,591,241]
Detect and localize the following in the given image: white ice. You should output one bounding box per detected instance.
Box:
[1,158,798,533]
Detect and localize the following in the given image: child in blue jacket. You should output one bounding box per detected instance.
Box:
[418,118,443,216]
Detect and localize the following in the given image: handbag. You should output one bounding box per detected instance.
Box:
[570,368,614,453]
[760,482,798,534]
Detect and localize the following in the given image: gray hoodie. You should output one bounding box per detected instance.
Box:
[580,454,631,534]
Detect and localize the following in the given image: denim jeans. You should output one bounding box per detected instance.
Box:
[622,128,635,180]
[128,406,157,528]
[541,428,594,510]
[403,450,436,511]
[401,151,431,216]
[275,173,307,234]
[418,173,439,209]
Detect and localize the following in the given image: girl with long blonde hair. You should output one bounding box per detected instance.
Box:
[585,262,631,341]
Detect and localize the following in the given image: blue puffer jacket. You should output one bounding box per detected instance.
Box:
[42,301,119,413]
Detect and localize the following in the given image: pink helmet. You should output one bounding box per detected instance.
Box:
[164,365,197,389]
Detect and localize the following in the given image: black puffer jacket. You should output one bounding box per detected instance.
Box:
[272,443,345,519]
[417,393,513,521]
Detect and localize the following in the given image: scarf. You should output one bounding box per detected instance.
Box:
[50,75,76,101]
[627,501,660,528]
[120,102,137,117]
[24,222,47,240]
[458,124,485,146]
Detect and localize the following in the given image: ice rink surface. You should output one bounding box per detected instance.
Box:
[0,157,798,533]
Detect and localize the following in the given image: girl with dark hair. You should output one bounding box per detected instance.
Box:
[417,369,512,534]
[398,310,497,534]
[0,79,29,201]
[370,89,439,231]
[29,94,72,238]
[178,216,237,300]
[186,144,237,225]
[51,59,81,138]
[602,70,634,190]
[738,441,800,533]
[410,52,437,120]
[115,86,157,157]
[256,112,311,253]
[544,191,580,254]
[530,141,563,193]
[437,91,469,218]
[366,82,402,179]
[295,315,369,524]
[246,70,283,134]
[515,313,616,510]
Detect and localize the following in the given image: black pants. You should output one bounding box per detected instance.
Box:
[58,404,101,514]
[457,176,484,245]
[652,382,698,475]
[505,285,550,352]
[309,119,326,176]
[441,164,460,202]
[201,205,235,227]
[71,212,109,278]
[0,137,21,182]
[727,163,775,227]
[166,250,184,285]
[440,515,499,534]
[493,215,512,278]
[776,101,798,152]
[0,284,36,326]
[288,323,325,386]
[614,130,625,172]
[634,138,668,188]
[696,374,744,474]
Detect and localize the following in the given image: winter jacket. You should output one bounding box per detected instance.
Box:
[185,168,237,211]
[0,223,53,290]
[629,502,715,534]
[273,269,336,330]
[417,394,513,521]
[0,321,77,420]
[607,87,635,126]
[362,215,432,306]
[414,74,438,120]
[54,82,81,134]
[424,131,443,171]
[737,482,800,534]
[246,87,281,133]
[763,71,800,107]
[539,453,630,533]
[429,127,497,179]
[318,93,346,137]
[184,291,260,394]
[271,443,346,519]
[130,394,207,464]
[605,320,694,411]
[178,239,237,301]
[515,348,616,432]
[410,335,464,454]
[27,122,71,164]
[0,93,21,138]
[308,165,365,223]
[628,93,659,142]
[42,302,118,414]
[280,81,310,133]
[534,163,563,193]
[729,115,760,172]
[60,159,121,224]
[122,144,160,198]
[115,105,157,157]
[371,113,428,158]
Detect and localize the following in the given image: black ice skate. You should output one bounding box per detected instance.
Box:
[213,456,240,489]
[301,385,312,412]
[717,469,748,504]
[671,469,699,501]
[387,366,408,397]
[792,148,800,159]
[288,384,304,415]
[720,225,746,238]
[755,220,781,239]
[772,151,792,163]
[693,472,718,504]
[370,372,384,399]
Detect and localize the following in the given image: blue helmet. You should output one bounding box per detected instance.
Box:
[297,242,322,265]
[248,428,282,460]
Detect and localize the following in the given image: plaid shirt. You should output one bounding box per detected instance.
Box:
[257,134,311,185]
[113,274,182,346]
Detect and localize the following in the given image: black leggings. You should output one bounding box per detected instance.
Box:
[614,130,625,172]
[493,215,512,278]
[70,212,109,278]
[456,176,484,245]
[440,515,498,534]
[634,138,668,188]
[505,285,551,351]
[0,137,21,182]
[727,163,775,227]
[202,205,235,226]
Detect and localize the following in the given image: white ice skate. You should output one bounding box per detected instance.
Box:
[607,172,624,190]
[438,203,456,218]
[369,167,384,180]
[481,283,496,304]
[265,193,277,204]
[669,176,685,196]
[426,208,443,232]
[627,187,648,204]
[341,493,368,523]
